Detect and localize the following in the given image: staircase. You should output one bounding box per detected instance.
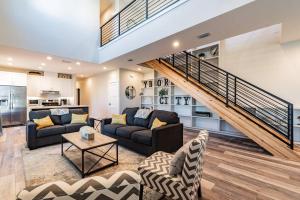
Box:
[142,51,300,161]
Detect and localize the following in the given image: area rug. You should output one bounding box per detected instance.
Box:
[22,143,165,199]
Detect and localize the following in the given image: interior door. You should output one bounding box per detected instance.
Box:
[107,82,119,116]
[10,86,27,125]
[0,86,11,126]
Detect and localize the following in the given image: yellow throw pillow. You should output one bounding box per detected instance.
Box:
[71,113,88,124]
[111,114,127,125]
[151,118,167,130]
[33,116,54,130]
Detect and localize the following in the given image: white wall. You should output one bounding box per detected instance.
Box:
[79,68,143,118]
[0,0,100,63]
[79,69,119,118]
[219,25,300,108]
[119,69,143,112]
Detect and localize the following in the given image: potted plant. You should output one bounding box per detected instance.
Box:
[159,88,168,97]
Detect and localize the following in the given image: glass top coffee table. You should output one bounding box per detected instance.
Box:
[61,132,118,178]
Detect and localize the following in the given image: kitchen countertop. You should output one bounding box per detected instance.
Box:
[28,105,89,110]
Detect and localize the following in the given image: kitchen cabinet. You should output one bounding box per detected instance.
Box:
[27,73,75,98]
[27,75,41,97]
[0,71,27,86]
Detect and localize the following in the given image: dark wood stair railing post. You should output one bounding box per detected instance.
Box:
[185,53,189,80]
[288,103,294,149]
[145,0,149,19]
[234,77,237,106]
[118,13,121,36]
[198,59,201,83]
[100,27,103,47]
[226,73,229,107]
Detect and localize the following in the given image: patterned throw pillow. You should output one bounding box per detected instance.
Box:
[111,114,127,125]
[150,118,167,130]
[181,130,209,190]
[169,140,193,176]
[33,116,54,130]
[134,109,152,119]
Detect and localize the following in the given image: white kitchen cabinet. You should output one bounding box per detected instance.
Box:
[11,73,27,86]
[0,71,27,86]
[27,73,75,98]
[27,75,42,97]
[0,71,12,85]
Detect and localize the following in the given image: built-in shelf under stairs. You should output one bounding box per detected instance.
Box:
[141,51,300,161]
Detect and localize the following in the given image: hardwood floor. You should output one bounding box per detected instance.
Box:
[1,127,300,200]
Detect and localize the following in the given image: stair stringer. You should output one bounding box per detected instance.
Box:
[143,60,300,161]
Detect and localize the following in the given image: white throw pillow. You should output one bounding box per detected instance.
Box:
[134,109,152,119]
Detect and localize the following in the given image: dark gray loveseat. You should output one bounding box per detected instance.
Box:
[26,107,94,150]
[101,108,183,156]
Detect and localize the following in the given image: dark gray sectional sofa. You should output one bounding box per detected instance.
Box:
[101,107,183,156]
[26,107,94,150]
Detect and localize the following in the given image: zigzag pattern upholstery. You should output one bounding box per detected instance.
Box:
[138,131,208,200]
[17,170,141,200]
[181,132,208,199]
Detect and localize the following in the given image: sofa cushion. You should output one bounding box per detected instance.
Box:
[131,130,152,146]
[122,107,139,126]
[37,125,65,138]
[148,110,179,129]
[50,115,62,125]
[65,123,87,133]
[29,110,51,121]
[133,117,151,128]
[116,126,146,139]
[102,124,125,135]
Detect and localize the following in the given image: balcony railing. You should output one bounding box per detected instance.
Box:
[100,0,180,46]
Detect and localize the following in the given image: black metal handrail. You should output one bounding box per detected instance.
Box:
[160,51,294,149]
[100,0,180,46]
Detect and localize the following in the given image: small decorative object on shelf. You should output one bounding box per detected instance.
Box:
[159,88,168,97]
[194,111,212,117]
[80,126,96,140]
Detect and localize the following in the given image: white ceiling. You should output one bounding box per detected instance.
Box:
[0,45,150,77]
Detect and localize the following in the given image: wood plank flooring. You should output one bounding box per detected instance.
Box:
[0,127,300,200]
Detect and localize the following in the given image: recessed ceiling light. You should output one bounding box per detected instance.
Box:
[76,62,81,65]
[68,66,72,70]
[41,63,46,66]
[8,62,13,66]
[128,59,133,62]
[46,56,52,60]
[80,74,84,77]
[103,67,107,70]
[137,68,142,71]
[172,41,180,48]
[197,32,210,39]
[7,57,13,61]
[38,66,43,70]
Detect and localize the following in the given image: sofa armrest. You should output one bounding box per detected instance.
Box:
[102,118,112,125]
[26,121,37,150]
[17,170,140,200]
[87,117,95,128]
[152,123,183,153]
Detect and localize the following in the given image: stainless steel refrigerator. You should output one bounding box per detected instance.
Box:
[0,86,26,126]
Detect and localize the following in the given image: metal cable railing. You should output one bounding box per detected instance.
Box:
[160,51,294,149]
[100,0,180,46]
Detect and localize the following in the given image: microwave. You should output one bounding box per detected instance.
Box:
[28,99,40,105]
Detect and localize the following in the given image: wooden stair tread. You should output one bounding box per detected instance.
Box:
[144,59,300,161]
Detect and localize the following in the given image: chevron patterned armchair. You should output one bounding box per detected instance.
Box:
[17,170,141,200]
[138,132,209,200]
